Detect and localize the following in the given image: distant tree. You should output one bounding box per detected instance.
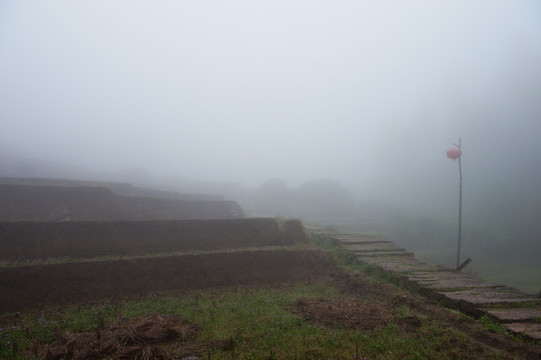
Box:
[255,178,289,216]
[293,179,355,221]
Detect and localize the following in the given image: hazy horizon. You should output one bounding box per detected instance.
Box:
[2,1,541,209]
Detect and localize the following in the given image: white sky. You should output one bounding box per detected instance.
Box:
[1,1,540,204]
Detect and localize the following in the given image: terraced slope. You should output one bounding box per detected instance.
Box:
[0,183,243,221]
[0,218,285,260]
[0,218,328,313]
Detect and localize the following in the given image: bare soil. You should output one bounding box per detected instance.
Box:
[0,218,287,261]
[292,297,397,330]
[0,183,243,221]
[0,249,333,313]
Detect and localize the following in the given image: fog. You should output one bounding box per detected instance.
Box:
[1,1,541,211]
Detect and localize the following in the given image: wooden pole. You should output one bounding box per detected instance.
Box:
[456,139,463,270]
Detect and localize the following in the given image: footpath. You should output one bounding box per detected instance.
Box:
[309,227,541,342]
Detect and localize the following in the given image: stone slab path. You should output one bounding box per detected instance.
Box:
[309,227,541,341]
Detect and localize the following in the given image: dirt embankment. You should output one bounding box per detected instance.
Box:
[0,184,244,221]
[0,217,314,313]
[0,249,334,313]
[0,177,225,201]
[0,218,305,261]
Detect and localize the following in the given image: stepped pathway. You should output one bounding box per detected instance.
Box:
[309,227,541,341]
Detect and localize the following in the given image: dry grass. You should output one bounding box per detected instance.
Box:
[38,313,198,360]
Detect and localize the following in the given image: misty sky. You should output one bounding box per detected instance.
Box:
[1,1,541,205]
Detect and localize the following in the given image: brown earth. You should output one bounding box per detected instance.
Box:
[0,249,334,313]
[0,183,244,221]
[0,218,293,261]
[0,176,224,200]
[292,297,397,330]
[0,217,309,313]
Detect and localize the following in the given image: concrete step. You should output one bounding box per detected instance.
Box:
[487,308,541,323]
[342,243,405,252]
[356,251,415,258]
[504,323,541,340]
[339,239,395,246]
[316,229,541,342]
[434,286,535,305]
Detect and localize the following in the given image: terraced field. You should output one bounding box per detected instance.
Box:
[0,218,318,313]
[2,216,541,359]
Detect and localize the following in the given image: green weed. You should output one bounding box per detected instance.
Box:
[479,315,508,333]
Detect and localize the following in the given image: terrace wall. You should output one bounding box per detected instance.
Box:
[0,249,334,313]
[0,218,302,261]
[0,184,244,221]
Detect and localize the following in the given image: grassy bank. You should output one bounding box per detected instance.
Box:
[0,282,513,360]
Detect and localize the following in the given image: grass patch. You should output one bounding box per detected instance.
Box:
[0,282,510,360]
[0,246,304,268]
[309,233,374,273]
[478,315,508,334]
